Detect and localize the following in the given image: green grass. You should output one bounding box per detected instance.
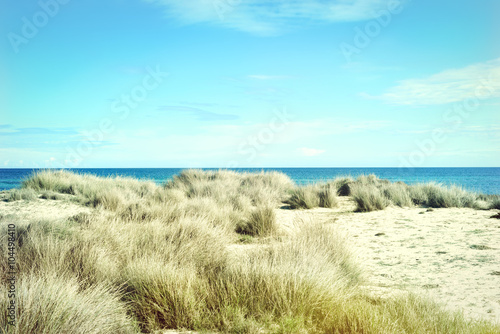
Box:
[1,170,499,333]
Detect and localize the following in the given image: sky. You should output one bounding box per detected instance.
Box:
[1,0,499,168]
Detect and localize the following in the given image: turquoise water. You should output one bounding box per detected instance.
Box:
[0,168,499,194]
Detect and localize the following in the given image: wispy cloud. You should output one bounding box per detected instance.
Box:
[145,0,395,35]
[298,147,325,157]
[375,58,500,105]
[157,105,239,121]
[0,127,78,137]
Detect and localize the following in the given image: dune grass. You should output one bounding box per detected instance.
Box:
[1,170,499,333]
[5,188,37,202]
[285,186,320,209]
[0,275,137,334]
[351,184,390,212]
[285,183,338,209]
[316,174,498,212]
[490,197,500,210]
[236,206,278,237]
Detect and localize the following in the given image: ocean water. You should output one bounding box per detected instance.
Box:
[0,168,499,194]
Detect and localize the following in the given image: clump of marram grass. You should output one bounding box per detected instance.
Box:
[165,169,294,207]
[356,173,381,185]
[381,182,413,207]
[6,188,37,202]
[236,206,277,237]
[0,274,137,334]
[351,184,390,212]
[408,183,478,208]
[22,169,160,211]
[489,197,500,210]
[284,183,338,210]
[285,185,320,209]
[318,184,338,208]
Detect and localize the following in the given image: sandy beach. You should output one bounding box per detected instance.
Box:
[2,192,499,327]
[277,197,500,324]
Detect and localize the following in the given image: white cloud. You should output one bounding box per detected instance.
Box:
[145,0,395,35]
[298,147,325,157]
[377,58,500,105]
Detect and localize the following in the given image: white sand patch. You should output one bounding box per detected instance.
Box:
[276,197,500,324]
[0,197,90,223]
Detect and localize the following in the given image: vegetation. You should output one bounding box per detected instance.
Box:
[285,186,320,209]
[285,183,338,209]
[351,184,390,212]
[236,206,278,237]
[1,170,499,333]
[5,188,37,202]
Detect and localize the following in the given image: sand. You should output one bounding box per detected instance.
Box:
[276,197,500,324]
[0,195,90,223]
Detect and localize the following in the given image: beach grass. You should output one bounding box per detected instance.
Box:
[1,169,499,333]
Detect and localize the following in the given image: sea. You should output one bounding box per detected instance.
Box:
[0,168,499,195]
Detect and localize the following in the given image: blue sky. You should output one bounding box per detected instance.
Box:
[1,0,499,168]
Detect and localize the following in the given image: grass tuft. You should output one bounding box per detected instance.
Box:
[6,188,37,202]
[0,274,137,333]
[236,206,277,237]
[318,185,338,208]
[351,184,390,212]
[285,186,320,209]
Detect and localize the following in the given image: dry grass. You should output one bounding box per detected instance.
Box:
[0,170,499,333]
[351,184,390,212]
[285,184,338,209]
[5,188,37,202]
[285,186,320,209]
[236,206,278,237]
[0,274,137,334]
